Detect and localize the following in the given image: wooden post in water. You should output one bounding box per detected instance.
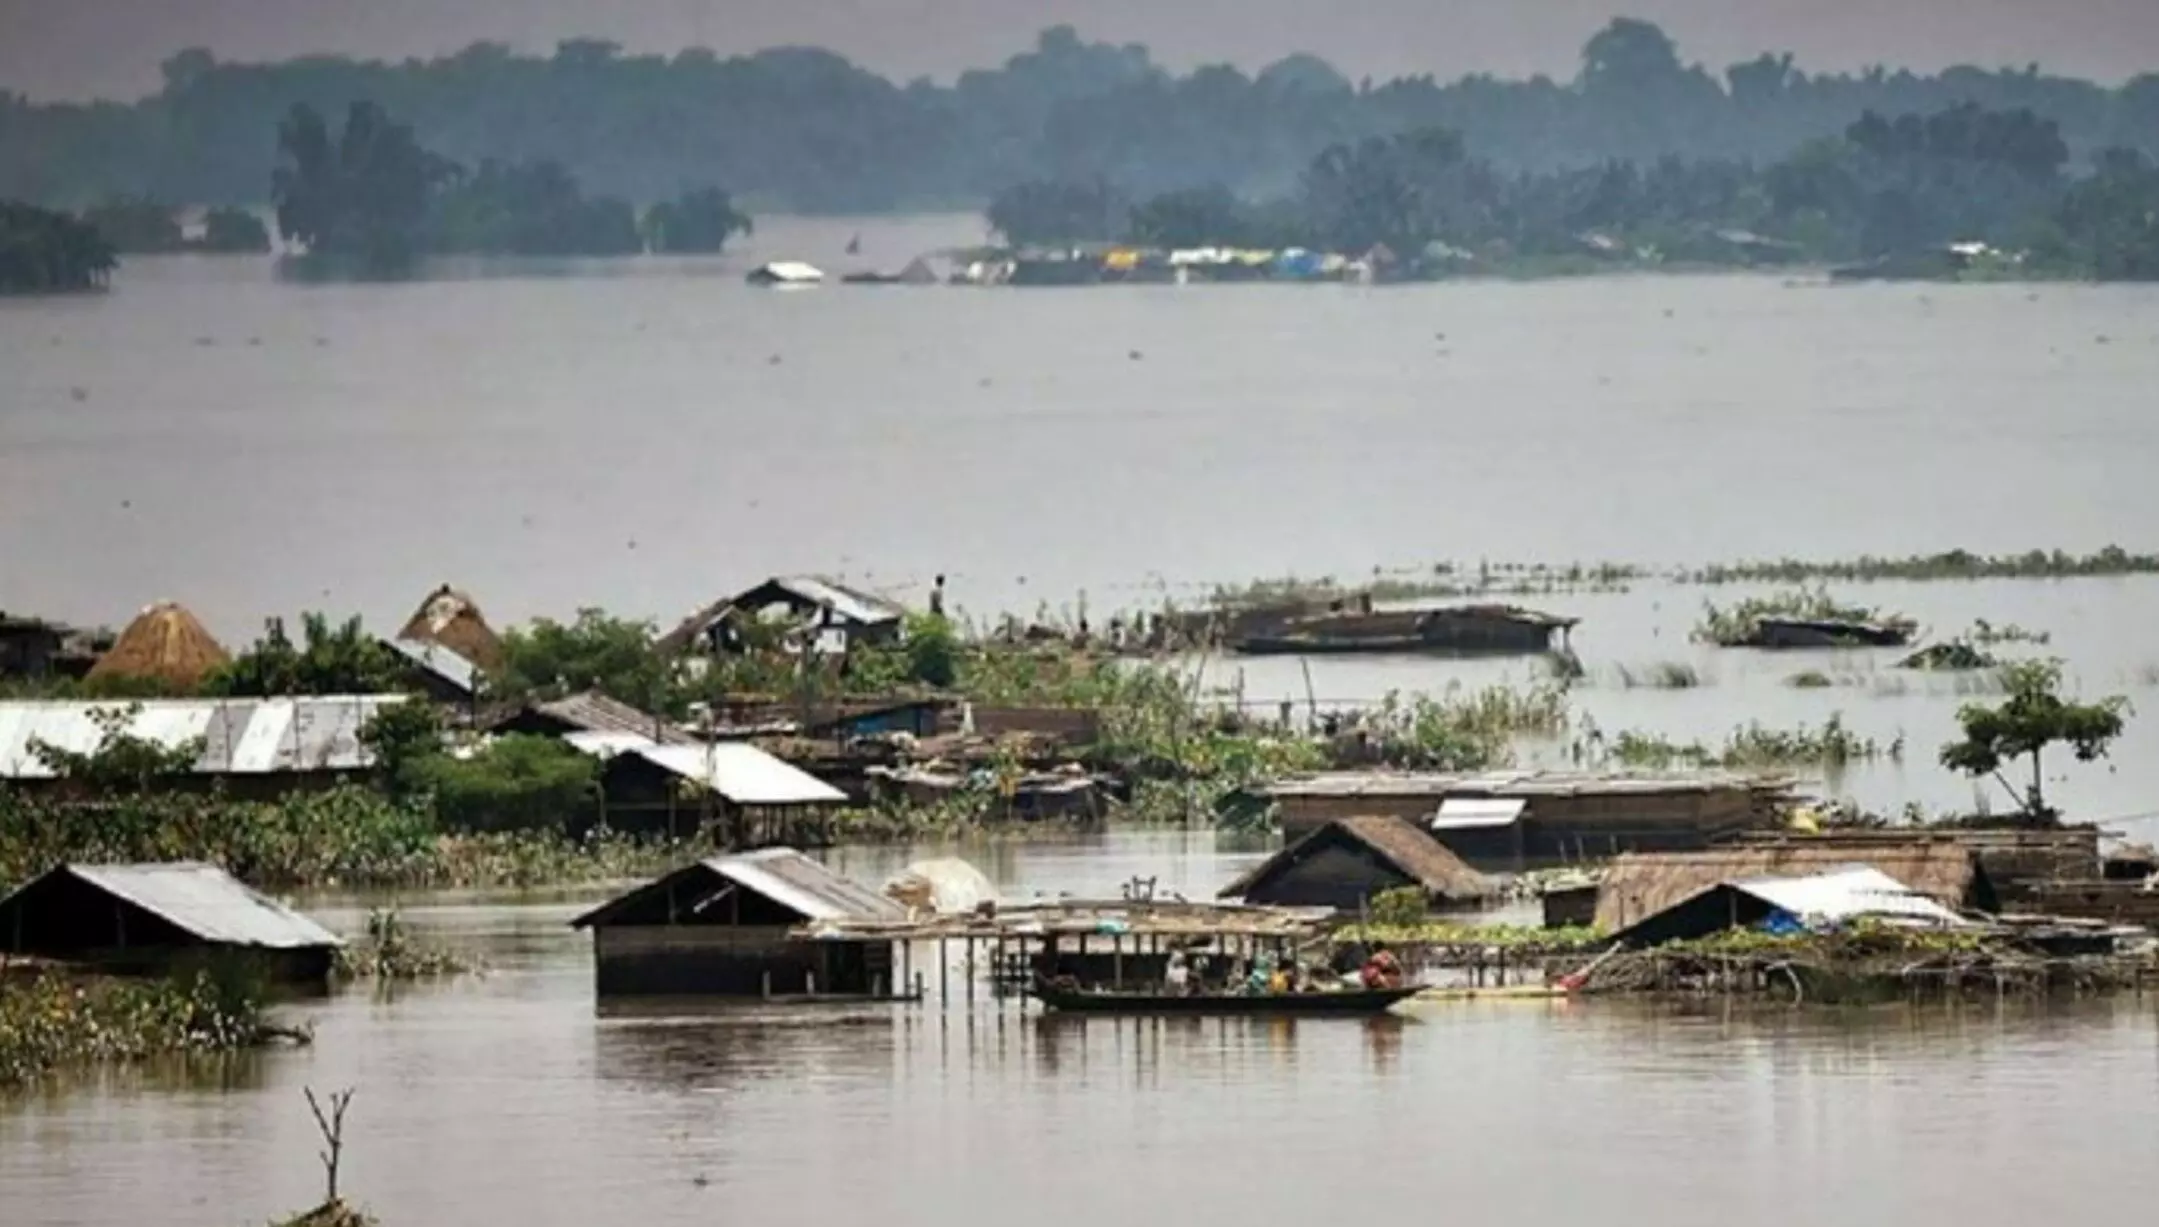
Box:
[966,936,977,1009]
[939,938,950,1009]
[1114,934,1124,989]
[762,970,772,1000]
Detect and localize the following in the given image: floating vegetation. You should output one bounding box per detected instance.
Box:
[1787,670,1835,688]
[334,909,477,981]
[0,968,285,1089]
[1899,642,1998,671]
[1592,714,1900,770]
[1612,660,1703,689]
[1685,545,2159,584]
[1343,683,1572,770]
[1963,618,2051,646]
[1693,587,1906,647]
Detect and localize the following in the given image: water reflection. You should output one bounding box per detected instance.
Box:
[7,842,2159,1227]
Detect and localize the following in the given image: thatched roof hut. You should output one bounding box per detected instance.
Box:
[1595,841,1996,933]
[396,584,504,671]
[1219,814,1495,910]
[85,601,229,691]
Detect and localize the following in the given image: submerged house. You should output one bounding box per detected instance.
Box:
[1218,815,1493,911]
[1595,842,1996,937]
[658,575,907,657]
[1606,865,1969,948]
[1234,603,1576,656]
[563,731,848,843]
[1256,770,1793,869]
[1734,617,1914,649]
[0,862,342,982]
[569,848,904,997]
[0,695,409,799]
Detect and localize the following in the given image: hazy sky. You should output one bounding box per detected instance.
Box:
[5,0,2157,101]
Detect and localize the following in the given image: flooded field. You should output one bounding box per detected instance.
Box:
[3,831,2157,1227]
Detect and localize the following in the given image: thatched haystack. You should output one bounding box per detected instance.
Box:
[85,601,230,690]
[1595,840,1996,933]
[396,584,504,671]
[886,858,996,915]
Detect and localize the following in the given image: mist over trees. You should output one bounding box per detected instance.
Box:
[4,20,2157,214]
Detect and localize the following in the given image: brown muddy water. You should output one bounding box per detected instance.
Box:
[4,832,2159,1227]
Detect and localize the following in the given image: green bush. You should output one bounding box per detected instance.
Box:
[405,735,599,833]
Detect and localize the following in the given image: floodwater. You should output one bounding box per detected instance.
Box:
[4,832,2158,1227]
[9,218,2159,1224]
[9,216,2159,819]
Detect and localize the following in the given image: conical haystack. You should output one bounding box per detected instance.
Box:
[396,583,504,671]
[86,601,231,690]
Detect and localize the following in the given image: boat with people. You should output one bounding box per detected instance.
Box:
[1028,981,1421,1015]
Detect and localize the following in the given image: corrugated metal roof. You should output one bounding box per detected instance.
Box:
[639,743,847,806]
[1732,865,1968,929]
[757,576,905,627]
[719,848,904,921]
[0,696,407,778]
[1430,797,1528,830]
[2,863,343,949]
[526,692,696,744]
[562,733,845,806]
[385,637,480,694]
[569,848,903,928]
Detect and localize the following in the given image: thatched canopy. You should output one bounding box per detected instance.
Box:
[1595,840,1996,933]
[85,601,230,690]
[397,584,504,671]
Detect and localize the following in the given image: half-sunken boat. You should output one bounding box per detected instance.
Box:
[1029,981,1420,1016]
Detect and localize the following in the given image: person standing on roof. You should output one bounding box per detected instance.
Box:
[929,574,947,618]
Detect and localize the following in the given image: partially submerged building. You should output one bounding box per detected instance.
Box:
[1233,603,1576,656]
[0,613,67,680]
[1608,865,1969,947]
[1218,815,1494,911]
[569,848,904,997]
[563,731,848,842]
[1256,769,1793,869]
[0,861,342,981]
[0,695,408,798]
[1732,617,1913,649]
[1595,842,1996,936]
[658,575,906,656]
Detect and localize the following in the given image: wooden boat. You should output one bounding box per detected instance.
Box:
[1029,982,1420,1016]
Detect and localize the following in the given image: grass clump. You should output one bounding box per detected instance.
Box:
[1787,670,1836,688]
[1591,714,1899,770]
[1,968,281,1089]
[1613,660,1703,689]
[333,908,476,981]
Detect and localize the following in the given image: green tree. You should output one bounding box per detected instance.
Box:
[642,186,752,253]
[427,157,642,255]
[29,704,204,793]
[197,206,271,253]
[208,613,407,697]
[1939,660,2130,818]
[0,200,116,293]
[496,610,679,713]
[273,101,448,267]
[903,613,960,688]
[986,177,1126,246]
[357,701,448,800]
[80,195,183,252]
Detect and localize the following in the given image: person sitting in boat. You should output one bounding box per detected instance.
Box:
[1360,946,1404,991]
[1266,960,1292,995]
[1164,951,1191,996]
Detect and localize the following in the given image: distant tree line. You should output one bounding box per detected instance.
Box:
[986,102,2159,278]
[3,19,2158,216]
[271,101,749,266]
[78,196,269,253]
